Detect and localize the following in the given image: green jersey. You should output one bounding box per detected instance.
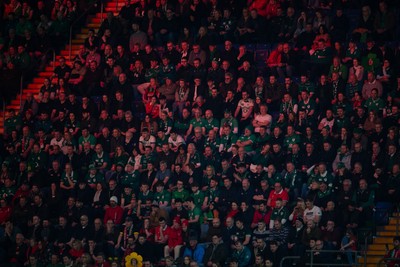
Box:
[364,97,385,112]
[92,152,110,169]
[190,118,207,129]
[191,190,205,207]
[283,134,301,150]
[121,170,141,189]
[154,189,171,206]
[172,189,190,202]
[204,118,220,133]
[237,134,255,152]
[78,134,96,147]
[270,207,290,222]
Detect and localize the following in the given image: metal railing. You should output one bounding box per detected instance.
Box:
[280,250,367,267]
[68,2,99,61]
[19,75,24,110]
[280,256,300,267]
[45,48,57,72]
[2,97,5,133]
[100,1,104,23]
[377,257,400,267]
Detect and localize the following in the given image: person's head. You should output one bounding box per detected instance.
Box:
[226,216,234,227]
[359,178,368,190]
[315,240,324,250]
[189,236,198,248]
[264,259,273,267]
[273,220,282,230]
[63,254,73,265]
[269,240,278,252]
[274,182,282,193]
[80,215,89,226]
[305,198,314,209]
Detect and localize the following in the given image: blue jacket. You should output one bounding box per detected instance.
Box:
[231,246,252,267]
[183,244,205,264]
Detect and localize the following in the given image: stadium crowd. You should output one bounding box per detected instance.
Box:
[1,0,400,266]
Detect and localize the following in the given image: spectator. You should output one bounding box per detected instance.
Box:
[183,236,205,265]
[2,2,400,266]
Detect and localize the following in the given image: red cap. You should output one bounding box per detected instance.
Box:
[173,217,181,224]
[181,219,189,226]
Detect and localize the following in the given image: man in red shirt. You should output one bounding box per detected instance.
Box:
[154,217,170,262]
[251,202,272,228]
[384,236,400,267]
[267,182,289,208]
[103,196,123,225]
[0,198,12,224]
[164,217,183,259]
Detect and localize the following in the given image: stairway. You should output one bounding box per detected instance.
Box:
[0,1,122,135]
[358,215,400,267]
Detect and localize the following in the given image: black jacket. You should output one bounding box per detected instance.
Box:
[203,242,229,266]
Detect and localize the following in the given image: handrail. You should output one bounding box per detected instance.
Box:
[44,48,57,72]
[377,257,400,267]
[68,2,97,61]
[2,97,5,134]
[307,249,366,267]
[100,1,104,23]
[280,250,369,267]
[280,256,300,267]
[396,203,399,236]
[363,230,373,252]
[19,74,24,110]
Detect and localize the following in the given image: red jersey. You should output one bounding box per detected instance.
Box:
[268,189,289,208]
[154,225,170,244]
[167,226,183,248]
[103,206,124,225]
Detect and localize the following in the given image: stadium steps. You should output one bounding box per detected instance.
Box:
[0,0,124,134]
[357,214,400,267]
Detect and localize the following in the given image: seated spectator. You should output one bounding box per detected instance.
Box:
[183,236,205,265]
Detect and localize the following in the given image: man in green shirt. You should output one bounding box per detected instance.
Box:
[314,163,334,189]
[236,125,256,153]
[4,109,22,135]
[204,109,220,134]
[353,179,375,223]
[171,179,190,206]
[298,90,316,120]
[190,183,206,209]
[283,125,301,151]
[85,164,105,189]
[204,130,220,153]
[0,178,16,202]
[364,88,385,113]
[187,108,206,137]
[220,110,239,135]
[219,124,238,154]
[138,183,154,210]
[27,144,47,174]
[298,75,316,97]
[92,144,110,173]
[269,199,289,229]
[78,128,96,152]
[309,39,332,79]
[153,181,171,209]
[186,196,202,237]
[121,163,140,194]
